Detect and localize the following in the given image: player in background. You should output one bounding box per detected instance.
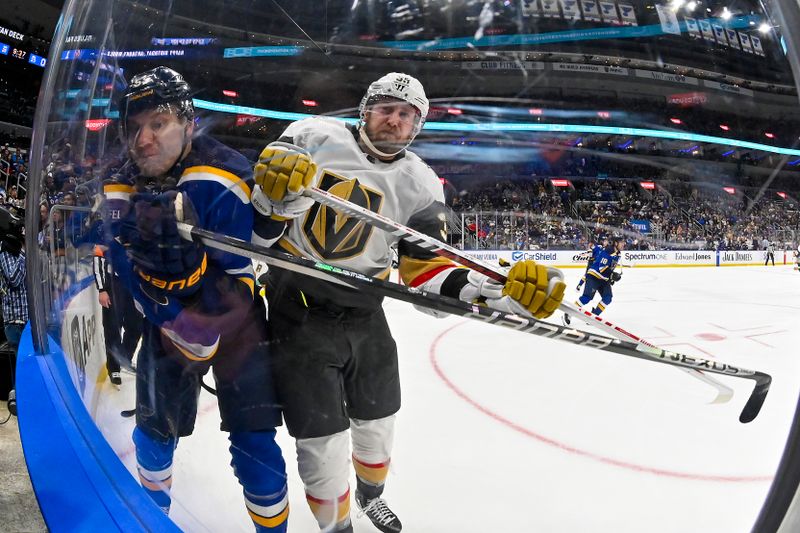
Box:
[765,240,775,266]
[573,236,624,316]
[92,244,142,387]
[251,72,566,533]
[103,67,288,531]
[575,235,607,292]
[794,244,800,270]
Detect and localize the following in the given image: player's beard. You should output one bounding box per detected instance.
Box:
[365,123,410,154]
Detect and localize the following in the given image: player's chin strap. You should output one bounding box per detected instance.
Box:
[358,126,408,160]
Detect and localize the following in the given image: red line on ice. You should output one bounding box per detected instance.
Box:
[429,321,771,484]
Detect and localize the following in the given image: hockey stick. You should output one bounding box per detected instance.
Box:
[304,186,735,403]
[177,221,770,423]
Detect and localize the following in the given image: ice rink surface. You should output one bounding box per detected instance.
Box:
[94,264,800,532]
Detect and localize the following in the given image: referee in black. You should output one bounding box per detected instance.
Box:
[93,244,142,386]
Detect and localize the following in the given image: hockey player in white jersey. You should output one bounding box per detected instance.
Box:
[251,72,566,532]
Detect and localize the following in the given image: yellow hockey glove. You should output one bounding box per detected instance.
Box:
[503,260,566,319]
[254,145,317,202]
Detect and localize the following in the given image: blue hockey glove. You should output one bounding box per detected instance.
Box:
[118,190,206,298]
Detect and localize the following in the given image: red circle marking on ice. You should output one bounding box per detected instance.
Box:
[696,333,727,341]
[429,321,770,483]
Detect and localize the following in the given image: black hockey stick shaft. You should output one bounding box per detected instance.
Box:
[177,222,770,423]
[305,186,734,403]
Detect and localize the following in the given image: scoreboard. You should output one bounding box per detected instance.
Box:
[0,42,47,68]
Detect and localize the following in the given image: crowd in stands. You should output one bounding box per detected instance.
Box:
[0,78,38,127]
[0,143,27,212]
[449,175,800,252]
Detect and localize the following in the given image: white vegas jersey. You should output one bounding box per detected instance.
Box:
[277,117,444,280]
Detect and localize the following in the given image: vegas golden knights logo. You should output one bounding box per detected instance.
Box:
[302,172,383,260]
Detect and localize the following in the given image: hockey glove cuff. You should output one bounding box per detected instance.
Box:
[252,184,315,221]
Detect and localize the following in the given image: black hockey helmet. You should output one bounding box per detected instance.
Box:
[118,66,194,138]
[612,235,626,248]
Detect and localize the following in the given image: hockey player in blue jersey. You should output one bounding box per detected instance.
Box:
[575,236,624,315]
[575,235,608,291]
[103,67,288,531]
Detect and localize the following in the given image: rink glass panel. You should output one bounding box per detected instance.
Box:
[23,0,800,531]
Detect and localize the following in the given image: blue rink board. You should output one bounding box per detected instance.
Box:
[16,323,181,532]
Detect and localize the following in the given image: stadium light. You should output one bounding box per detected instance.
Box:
[758,23,771,34]
[719,124,730,131]
[686,0,698,11]
[723,187,736,194]
[721,7,732,20]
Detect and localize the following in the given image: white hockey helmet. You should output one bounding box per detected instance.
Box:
[358,72,429,140]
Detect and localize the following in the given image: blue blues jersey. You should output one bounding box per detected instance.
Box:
[103,135,256,360]
[587,243,603,264]
[104,135,256,295]
[587,246,621,282]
